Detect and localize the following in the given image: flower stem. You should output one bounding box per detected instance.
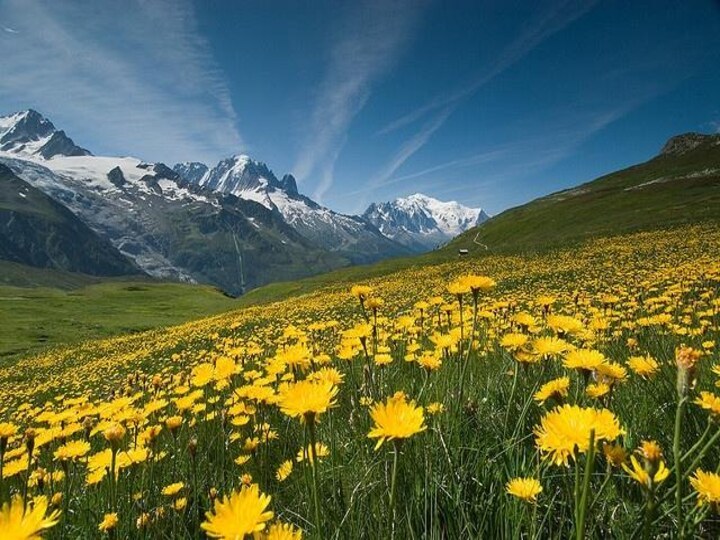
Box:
[307,418,322,536]
[576,429,595,540]
[389,440,401,539]
[673,397,687,538]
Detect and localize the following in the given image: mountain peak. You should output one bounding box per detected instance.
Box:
[0,109,91,159]
[363,193,488,252]
[660,132,720,156]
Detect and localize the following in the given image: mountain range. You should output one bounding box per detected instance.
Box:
[0,109,486,294]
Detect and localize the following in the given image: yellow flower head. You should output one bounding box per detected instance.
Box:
[350,285,372,301]
[563,349,606,373]
[586,382,611,400]
[627,355,659,378]
[98,512,118,533]
[53,440,91,462]
[505,477,542,503]
[623,455,669,489]
[103,423,126,445]
[534,377,570,405]
[534,404,624,466]
[162,482,185,497]
[296,443,329,464]
[368,391,426,450]
[275,460,293,482]
[637,440,663,464]
[264,521,303,540]
[201,484,273,538]
[277,380,338,421]
[690,469,720,507]
[602,442,628,468]
[694,391,720,417]
[0,495,61,539]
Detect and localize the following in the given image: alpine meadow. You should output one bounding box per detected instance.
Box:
[1,1,720,539]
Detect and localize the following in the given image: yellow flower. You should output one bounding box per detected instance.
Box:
[534,405,624,466]
[500,333,529,351]
[0,495,61,539]
[277,380,338,421]
[531,337,570,359]
[694,391,720,417]
[53,440,91,462]
[602,442,628,467]
[103,423,126,444]
[165,415,183,431]
[586,382,610,399]
[173,497,187,511]
[162,482,185,496]
[505,477,542,502]
[275,460,293,482]
[690,469,720,507]
[263,521,303,539]
[623,456,670,489]
[637,440,663,464]
[350,285,372,301]
[426,402,445,415]
[563,349,606,373]
[534,377,570,404]
[368,392,426,450]
[627,355,659,378]
[296,443,329,464]
[0,422,18,440]
[201,484,273,538]
[98,512,119,533]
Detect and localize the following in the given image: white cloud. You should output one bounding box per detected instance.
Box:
[291,0,428,202]
[0,0,241,164]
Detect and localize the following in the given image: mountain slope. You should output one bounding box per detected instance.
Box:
[363,193,489,251]
[445,132,720,254]
[0,164,141,276]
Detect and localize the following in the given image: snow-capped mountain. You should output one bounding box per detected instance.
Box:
[0,109,412,293]
[0,109,90,159]
[173,155,408,261]
[0,109,483,292]
[363,193,490,251]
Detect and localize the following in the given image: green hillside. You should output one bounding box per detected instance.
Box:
[0,265,236,361]
[445,133,720,254]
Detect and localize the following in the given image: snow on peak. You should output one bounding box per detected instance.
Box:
[0,109,91,159]
[363,192,489,251]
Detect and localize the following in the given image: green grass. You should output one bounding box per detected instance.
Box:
[445,141,720,254]
[0,277,237,361]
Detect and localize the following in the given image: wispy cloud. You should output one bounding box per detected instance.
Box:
[290,0,428,203]
[0,0,241,164]
[351,0,599,211]
[378,0,599,136]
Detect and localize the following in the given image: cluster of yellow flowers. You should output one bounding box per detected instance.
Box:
[0,225,719,537]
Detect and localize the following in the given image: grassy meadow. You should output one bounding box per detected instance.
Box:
[1,225,720,538]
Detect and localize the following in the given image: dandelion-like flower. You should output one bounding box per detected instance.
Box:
[201,484,273,538]
[368,391,426,450]
[694,391,720,417]
[277,380,338,421]
[534,404,624,466]
[690,469,720,508]
[623,455,670,489]
[505,477,542,502]
[53,440,91,462]
[627,355,659,378]
[0,495,61,539]
[534,377,570,404]
[98,512,118,533]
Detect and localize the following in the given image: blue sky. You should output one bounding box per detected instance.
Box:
[1,0,719,215]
